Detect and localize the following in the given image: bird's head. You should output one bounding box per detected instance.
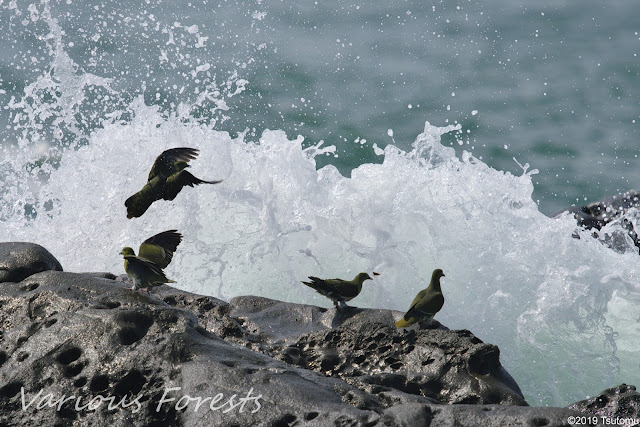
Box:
[124,198,135,219]
[356,272,373,283]
[432,269,445,280]
[120,247,135,257]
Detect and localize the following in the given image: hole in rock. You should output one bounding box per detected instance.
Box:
[114,370,145,399]
[90,374,110,392]
[57,347,82,365]
[0,381,23,398]
[63,362,85,378]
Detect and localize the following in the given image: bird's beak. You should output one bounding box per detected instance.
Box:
[119,250,124,255]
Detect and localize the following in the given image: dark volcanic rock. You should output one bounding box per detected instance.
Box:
[568,384,640,421]
[562,190,640,253]
[382,403,588,426]
[0,242,63,283]
[563,191,640,230]
[0,246,602,426]
[0,272,381,426]
[219,296,526,406]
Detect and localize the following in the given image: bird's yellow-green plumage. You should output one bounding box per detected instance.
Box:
[125,147,223,219]
[396,269,445,328]
[302,272,373,309]
[137,229,182,269]
[120,230,183,292]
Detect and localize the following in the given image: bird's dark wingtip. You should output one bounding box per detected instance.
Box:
[197,178,223,185]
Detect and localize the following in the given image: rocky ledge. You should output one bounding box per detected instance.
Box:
[562,190,640,254]
[0,242,638,426]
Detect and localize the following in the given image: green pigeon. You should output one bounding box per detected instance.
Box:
[396,269,445,328]
[120,230,182,292]
[125,147,222,218]
[302,272,377,309]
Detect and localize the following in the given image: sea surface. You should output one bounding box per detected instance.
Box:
[1,0,640,407]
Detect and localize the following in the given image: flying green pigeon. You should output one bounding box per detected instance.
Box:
[396,269,445,328]
[120,230,182,292]
[125,147,222,218]
[302,272,378,309]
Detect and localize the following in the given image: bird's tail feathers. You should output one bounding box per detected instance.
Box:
[184,171,222,187]
[301,277,325,290]
[395,317,415,328]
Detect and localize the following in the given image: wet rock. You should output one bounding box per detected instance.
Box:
[562,190,640,253]
[568,384,640,420]
[0,242,63,283]
[563,191,640,230]
[382,403,586,426]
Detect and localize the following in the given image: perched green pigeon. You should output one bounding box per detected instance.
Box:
[120,230,182,292]
[396,269,445,328]
[125,147,222,218]
[302,272,378,309]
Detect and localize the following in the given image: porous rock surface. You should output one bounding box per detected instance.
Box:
[0,242,614,426]
[562,190,640,253]
[563,190,640,230]
[568,384,640,420]
[220,296,526,406]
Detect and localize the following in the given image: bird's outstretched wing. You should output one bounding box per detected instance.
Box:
[148,147,200,181]
[138,229,183,269]
[163,170,223,201]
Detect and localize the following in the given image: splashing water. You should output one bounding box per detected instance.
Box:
[2,0,640,409]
